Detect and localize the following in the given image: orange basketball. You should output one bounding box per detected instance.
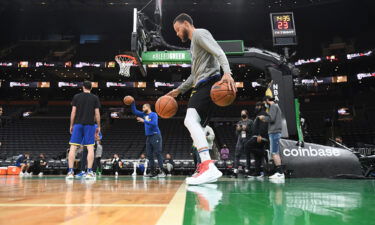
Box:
[210,81,236,107]
[155,95,178,119]
[123,95,134,105]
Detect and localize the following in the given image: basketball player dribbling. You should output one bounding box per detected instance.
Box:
[167,13,237,185]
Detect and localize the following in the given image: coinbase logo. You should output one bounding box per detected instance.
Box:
[283,146,341,157]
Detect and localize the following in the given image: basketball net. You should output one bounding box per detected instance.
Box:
[115,55,136,77]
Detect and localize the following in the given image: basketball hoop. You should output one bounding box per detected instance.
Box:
[115,55,137,77]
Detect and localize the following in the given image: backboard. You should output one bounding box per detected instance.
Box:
[126,8,148,77]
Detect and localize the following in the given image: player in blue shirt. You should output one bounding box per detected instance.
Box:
[130,102,165,178]
[15,153,31,176]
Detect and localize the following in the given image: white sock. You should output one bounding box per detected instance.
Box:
[184,108,211,162]
[198,148,211,161]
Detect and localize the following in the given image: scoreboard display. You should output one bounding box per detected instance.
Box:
[270,12,297,46]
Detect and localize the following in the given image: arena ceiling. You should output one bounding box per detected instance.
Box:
[0,0,374,57]
[0,0,347,12]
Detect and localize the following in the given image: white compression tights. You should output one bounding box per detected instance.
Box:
[184,108,211,161]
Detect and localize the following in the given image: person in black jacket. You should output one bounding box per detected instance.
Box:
[111,154,123,177]
[164,153,175,176]
[232,110,253,178]
[31,153,47,176]
[246,102,269,179]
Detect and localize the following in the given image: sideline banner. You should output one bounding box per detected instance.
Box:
[279,139,362,178]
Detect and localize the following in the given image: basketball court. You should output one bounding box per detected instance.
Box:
[0,176,374,225]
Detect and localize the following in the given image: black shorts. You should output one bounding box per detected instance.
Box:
[188,75,221,126]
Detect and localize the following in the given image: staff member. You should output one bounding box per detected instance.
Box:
[258,96,284,180]
[232,110,253,178]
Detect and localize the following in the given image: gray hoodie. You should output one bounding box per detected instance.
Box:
[177,29,231,94]
[264,103,283,134]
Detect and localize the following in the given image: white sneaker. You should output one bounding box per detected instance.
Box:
[167,174,172,177]
[19,172,24,177]
[132,172,137,176]
[75,171,86,179]
[186,160,222,185]
[269,172,285,180]
[66,172,74,179]
[38,172,43,177]
[26,172,32,177]
[85,172,96,180]
[115,172,118,178]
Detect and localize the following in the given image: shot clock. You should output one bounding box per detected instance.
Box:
[270,12,297,46]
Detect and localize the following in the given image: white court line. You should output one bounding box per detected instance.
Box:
[155,182,187,225]
[0,203,167,207]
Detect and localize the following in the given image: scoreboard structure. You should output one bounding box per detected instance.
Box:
[270,12,297,46]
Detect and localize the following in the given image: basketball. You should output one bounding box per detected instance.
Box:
[123,95,134,105]
[155,95,178,119]
[210,81,236,107]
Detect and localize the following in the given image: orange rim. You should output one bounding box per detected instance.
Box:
[115,55,137,65]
